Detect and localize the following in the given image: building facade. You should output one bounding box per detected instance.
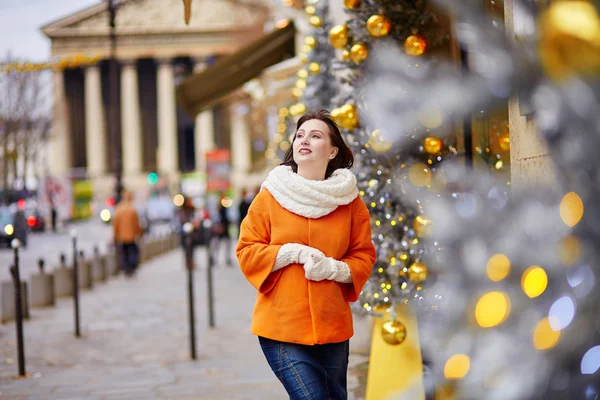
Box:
[42,0,270,200]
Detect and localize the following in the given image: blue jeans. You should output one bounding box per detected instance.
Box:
[259,336,349,400]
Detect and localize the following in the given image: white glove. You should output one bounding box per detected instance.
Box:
[273,243,325,272]
[303,253,353,283]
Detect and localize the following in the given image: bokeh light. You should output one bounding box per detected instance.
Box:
[486,254,511,282]
[559,191,584,227]
[444,354,471,380]
[475,291,511,328]
[533,317,561,350]
[521,266,548,298]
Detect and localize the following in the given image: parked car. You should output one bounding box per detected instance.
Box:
[0,207,27,247]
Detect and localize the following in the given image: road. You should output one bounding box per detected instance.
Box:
[0,218,171,282]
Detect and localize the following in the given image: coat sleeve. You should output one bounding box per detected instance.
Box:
[236,198,283,294]
[340,199,376,302]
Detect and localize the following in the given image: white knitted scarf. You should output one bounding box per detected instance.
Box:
[261,165,359,219]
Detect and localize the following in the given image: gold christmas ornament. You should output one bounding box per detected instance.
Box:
[408,163,432,187]
[297,69,308,79]
[366,15,391,38]
[302,45,313,54]
[305,5,316,15]
[381,319,407,346]
[295,79,307,89]
[413,215,431,238]
[182,0,192,25]
[350,43,368,64]
[292,88,303,98]
[539,1,600,81]
[368,129,392,153]
[304,36,317,48]
[310,16,322,28]
[331,108,343,126]
[404,35,427,56]
[308,62,321,74]
[340,104,359,130]
[329,25,350,49]
[344,0,361,9]
[299,53,309,64]
[498,132,510,152]
[424,136,444,154]
[342,50,351,62]
[408,262,428,283]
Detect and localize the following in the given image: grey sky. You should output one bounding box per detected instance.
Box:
[0,0,99,61]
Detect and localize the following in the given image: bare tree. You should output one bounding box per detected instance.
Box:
[0,55,51,202]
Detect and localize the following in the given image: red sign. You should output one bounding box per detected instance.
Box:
[206,149,231,192]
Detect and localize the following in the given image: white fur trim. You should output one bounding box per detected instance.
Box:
[261,166,358,219]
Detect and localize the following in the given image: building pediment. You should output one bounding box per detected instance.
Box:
[42,0,269,37]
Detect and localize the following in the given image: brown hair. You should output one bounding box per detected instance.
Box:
[281,109,354,179]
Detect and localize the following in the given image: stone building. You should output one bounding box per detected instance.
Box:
[41,0,295,200]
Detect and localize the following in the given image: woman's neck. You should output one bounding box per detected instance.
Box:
[296,166,326,181]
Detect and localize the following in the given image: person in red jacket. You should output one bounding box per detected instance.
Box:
[237,110,376,400]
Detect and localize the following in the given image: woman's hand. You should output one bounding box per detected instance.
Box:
[303,253,353,283]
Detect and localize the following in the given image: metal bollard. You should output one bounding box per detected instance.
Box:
[92,246,107,282]
[204,220,215,328]
[9,239,26,376]
[79,250,93,290]
[71,231,80,338]
[183,223,196,360]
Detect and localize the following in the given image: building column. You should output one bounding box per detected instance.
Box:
[193,59,215,173]
[156,58,178,175]
[84,65,107,178]
[230,102,252,191]
[49,70,71,176]
[120,59,143,176]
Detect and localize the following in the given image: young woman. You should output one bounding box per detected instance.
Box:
[236,110,376,399]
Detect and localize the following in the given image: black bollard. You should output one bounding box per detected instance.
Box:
[183,223,196,360]
[38,258,45,274]
[9,240,26,376]
[60,253,66,268]
[205,221,215,328]
[72,232,80,338]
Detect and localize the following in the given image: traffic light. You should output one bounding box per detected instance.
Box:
[147,172,158,185]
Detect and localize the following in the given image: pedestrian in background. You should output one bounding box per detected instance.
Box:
[112,191,143,277]
[236,110,376,400]
[237,188,253,236]
[212,193,233,266]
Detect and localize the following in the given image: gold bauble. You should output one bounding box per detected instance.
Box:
[381,319,407,346]
[302,45,313,54]
[350,43,368,64]
[340,104,359,130]
[331,108,343,126]
[344,0,361,9]
[295,79,307,89]
[424,136,443,154]
[305,5,316,15]
[539,1,600,81]
[304,36,317,48]
[368,129,392,153]
[299,53,309,64]
[296,103,306,115]
[329,25,350,49]
[342,50,351,62]
[366,15,391,38]
[310,16,322,28]
[413,215,431,238]
[498,132,510,152]
[308,62,321,74]
[292,87,303,98]
[404,35,427,56]
[408,163,431,187]
[297,69,308,79]
[408,262,428,283]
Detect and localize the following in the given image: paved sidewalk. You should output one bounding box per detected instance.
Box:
[0,247,369,400]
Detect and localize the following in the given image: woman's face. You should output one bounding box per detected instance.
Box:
[292,119,338,169]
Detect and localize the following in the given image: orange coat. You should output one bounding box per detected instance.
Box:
[112,202,142,243]
[236,189,376,345]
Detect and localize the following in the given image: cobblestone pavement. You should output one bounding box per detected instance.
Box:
[0,246,369,400]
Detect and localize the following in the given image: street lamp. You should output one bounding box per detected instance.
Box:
[108,0,123,203]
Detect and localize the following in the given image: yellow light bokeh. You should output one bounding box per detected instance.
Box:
[559,235,581,265]
[486,254,511,282]
[560,192,584,227]
[475,291,511,328]
[533,317,561,350]
[444,354,471,380]
[173,194,185,207]
[521,266,548,298]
